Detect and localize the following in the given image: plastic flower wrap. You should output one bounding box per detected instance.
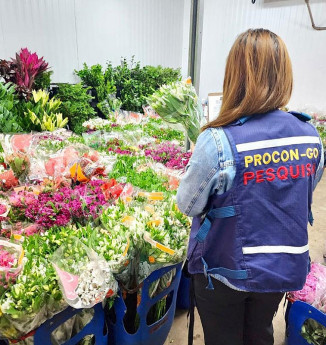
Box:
[0,239,24,294]
[5,152,30,182]
[51,237,118,309]
[288,262,326,313]
[138,194,190,281]
[82,117,112,131]
[5,179,116,233]
[148,78,205,143]
[100,193,190,288]
[0,229,67,341]
[143,141,191,171]
[0,133,33,156]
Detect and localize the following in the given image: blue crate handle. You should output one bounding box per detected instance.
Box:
[110,262,183,345]
[34,303,107,345]
[287,301,326,345]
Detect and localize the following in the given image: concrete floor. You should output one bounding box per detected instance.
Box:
[166,176,326,345]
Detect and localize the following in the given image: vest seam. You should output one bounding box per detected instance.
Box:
[231,188,251,291]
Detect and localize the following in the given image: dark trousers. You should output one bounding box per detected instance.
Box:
[193,274,284,345]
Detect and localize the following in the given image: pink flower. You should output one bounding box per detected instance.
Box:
[23,224,41,236]
[0,204,7,215]
[0,250,15,269]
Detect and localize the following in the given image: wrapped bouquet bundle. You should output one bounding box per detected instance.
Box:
[0,223,124,343]
[288,262,326,313]
[0,230,68,342]
[101,193,190,287]
[148,78,205,143]
[51,237,118,309]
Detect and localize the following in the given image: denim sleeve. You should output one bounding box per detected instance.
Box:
[176,129,223,217]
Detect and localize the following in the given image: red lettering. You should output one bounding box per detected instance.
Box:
[301,164,305,177]
[312,163,316,175]
[243,172,255,185]
[306,163,312,176]
[256,170,265,183]
[289,165,300,179]
[266,168,275,182]
[277,166,288,180]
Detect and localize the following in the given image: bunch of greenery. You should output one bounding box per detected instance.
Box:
[34,71,52,91]
[56,83,96,134]
[0,82,23,133]
[24,90,68,132]
[76,58,181,113]
[111,58,181,112]
[75,63,118,118]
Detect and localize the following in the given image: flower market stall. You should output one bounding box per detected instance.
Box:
[0,48,203,345]
[0,120,192,344]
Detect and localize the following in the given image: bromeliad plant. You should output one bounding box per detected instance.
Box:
[0,48,49,100]
[25,90,68,132]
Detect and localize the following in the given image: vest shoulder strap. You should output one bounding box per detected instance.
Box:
[288,111,312,122]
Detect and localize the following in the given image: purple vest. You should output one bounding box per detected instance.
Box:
[187,110,322,292]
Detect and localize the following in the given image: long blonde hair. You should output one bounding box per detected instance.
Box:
[202,28,293,130]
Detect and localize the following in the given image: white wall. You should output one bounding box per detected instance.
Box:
[0,0,186,83]
[199,0,326,111]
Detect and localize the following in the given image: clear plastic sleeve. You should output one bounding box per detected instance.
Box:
[51,238,117,309]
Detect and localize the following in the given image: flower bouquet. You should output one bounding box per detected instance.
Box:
[148,78,205,143]
[51,237,118,309]
[288,262,326,313]
[5,152,30,182]
[0,239,24,294]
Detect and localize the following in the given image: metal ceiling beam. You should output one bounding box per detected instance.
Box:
[305,0,326,31]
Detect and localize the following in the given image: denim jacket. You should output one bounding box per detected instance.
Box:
[177,127,324,218]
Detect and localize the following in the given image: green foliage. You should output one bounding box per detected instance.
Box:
[109,58,181,112]
[75,63,119,119]
[316,126,326,150]
[56,83,96,134]
[301,318,326,345]
[75,64,104,89]
[34,71,52,91]
[110,155,168,192]
[75,63,116,100]
[24,90,68,132]
[76,58,181,113]
[0,82,23,133]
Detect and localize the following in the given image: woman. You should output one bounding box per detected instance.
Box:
[177,29,324,345]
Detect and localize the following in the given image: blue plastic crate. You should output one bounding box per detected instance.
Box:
[1,303,108,345]
[287,301,326,345]
[108,262,182,345]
